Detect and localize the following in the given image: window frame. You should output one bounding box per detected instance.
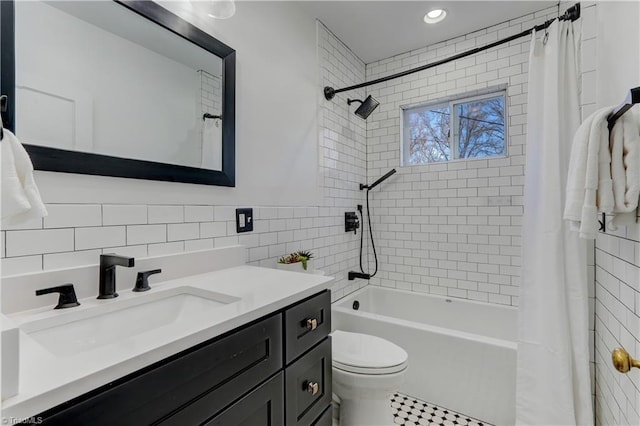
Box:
[400,88,508,166]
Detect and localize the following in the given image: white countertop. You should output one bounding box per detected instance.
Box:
[2,265,333,420]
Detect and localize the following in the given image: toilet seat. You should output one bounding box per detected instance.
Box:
[332,330,408,375]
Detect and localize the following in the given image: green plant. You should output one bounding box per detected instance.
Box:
[277,250,314,270]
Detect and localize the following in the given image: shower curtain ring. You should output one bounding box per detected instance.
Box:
[543,28,549,45]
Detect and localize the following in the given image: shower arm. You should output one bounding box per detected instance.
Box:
[360,169,397,191]
[324,3,580,101]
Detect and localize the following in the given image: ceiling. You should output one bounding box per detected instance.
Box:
[298,1,557,63]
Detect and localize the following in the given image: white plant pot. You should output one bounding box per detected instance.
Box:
[276,259,315,273]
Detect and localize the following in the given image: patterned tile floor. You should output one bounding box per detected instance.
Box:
[391,393,493,426]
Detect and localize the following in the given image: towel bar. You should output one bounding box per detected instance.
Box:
[607,87,640,131]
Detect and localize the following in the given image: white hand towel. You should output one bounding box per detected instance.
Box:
[610,109,640,213]
[1,129,47,224]
[596,110,615,215]
[564,110,596,225]
[564,106,615,239]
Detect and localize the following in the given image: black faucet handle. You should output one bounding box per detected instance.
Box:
[35,284,80,309]
[134,269,162,292]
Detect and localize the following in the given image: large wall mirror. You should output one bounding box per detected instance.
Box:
[0,0,236,186]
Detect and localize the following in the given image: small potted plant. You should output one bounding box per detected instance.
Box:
[277,250,314,273]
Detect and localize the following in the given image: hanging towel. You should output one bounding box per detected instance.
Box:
[609,109,640,226]
[564,106,615,239]
[1,129,47,224]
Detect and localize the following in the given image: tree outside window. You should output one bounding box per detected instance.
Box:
[402,90,506,165]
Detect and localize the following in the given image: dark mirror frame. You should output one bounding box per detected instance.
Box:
[0,0,236,187]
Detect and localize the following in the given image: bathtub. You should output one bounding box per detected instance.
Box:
[332,286,517,426]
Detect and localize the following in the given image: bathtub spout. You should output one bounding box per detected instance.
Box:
[348,271,370,280]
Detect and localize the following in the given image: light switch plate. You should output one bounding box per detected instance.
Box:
[236,208,253,233]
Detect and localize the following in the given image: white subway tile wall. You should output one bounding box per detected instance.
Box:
[200,70,222,117]
[6,228,75,257]
[44,204,102,228]
[594,222,640,425]
[102,204,148,226]
[361,6,559,306]
[1,204,366,300]
[0,22,368,302]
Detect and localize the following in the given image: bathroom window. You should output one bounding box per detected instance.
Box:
[401,90,506,165]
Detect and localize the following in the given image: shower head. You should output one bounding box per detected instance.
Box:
[347,95,380,119]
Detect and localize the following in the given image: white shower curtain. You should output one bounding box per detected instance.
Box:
[517,20,593,425]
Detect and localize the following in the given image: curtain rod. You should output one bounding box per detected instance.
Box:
[323,3,581,101]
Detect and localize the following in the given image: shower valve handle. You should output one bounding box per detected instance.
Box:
[345,212,360,234]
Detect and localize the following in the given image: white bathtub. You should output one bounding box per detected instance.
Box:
[332,286,517,426]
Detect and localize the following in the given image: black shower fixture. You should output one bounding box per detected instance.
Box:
[349,168,397,280]
[323,3,579,107]
[203,113,222,121]
[347,95,380,120]
[360,168,397,191]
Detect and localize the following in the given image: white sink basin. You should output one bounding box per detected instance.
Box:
[20,287,239,357]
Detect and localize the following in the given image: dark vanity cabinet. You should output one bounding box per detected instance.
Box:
[31,290,331,426]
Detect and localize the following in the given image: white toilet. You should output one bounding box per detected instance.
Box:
[331,330,408,426]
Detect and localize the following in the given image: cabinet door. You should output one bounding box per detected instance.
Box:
[38,315,282,426]
[285,337,332,426]
[311,406,333,426]
[203,372,284,426]
[284,290,331,364]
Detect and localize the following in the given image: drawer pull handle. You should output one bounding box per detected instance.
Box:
[307,381,319,395]
[306,318,318,330]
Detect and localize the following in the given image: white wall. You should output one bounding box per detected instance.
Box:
[590,2,640,425]
[152,0,322,207]
[594,1,640,107]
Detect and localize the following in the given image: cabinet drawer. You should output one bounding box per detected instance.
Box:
[285,337,332,426]
[157,315,283,425]
[39,314,282,426]
[284,290,331,364]
[203,372,284,426]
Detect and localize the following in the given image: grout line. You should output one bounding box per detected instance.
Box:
[594,246,640,270]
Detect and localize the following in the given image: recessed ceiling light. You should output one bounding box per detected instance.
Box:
[424,8,447,24]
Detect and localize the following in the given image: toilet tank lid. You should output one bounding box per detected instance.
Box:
[331,330,408,370]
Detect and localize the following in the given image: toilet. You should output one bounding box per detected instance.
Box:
[331,330,408,426]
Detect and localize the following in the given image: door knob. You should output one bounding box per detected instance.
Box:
[612,347,640,373]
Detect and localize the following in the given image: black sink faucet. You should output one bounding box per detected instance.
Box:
[98,254,135,299]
